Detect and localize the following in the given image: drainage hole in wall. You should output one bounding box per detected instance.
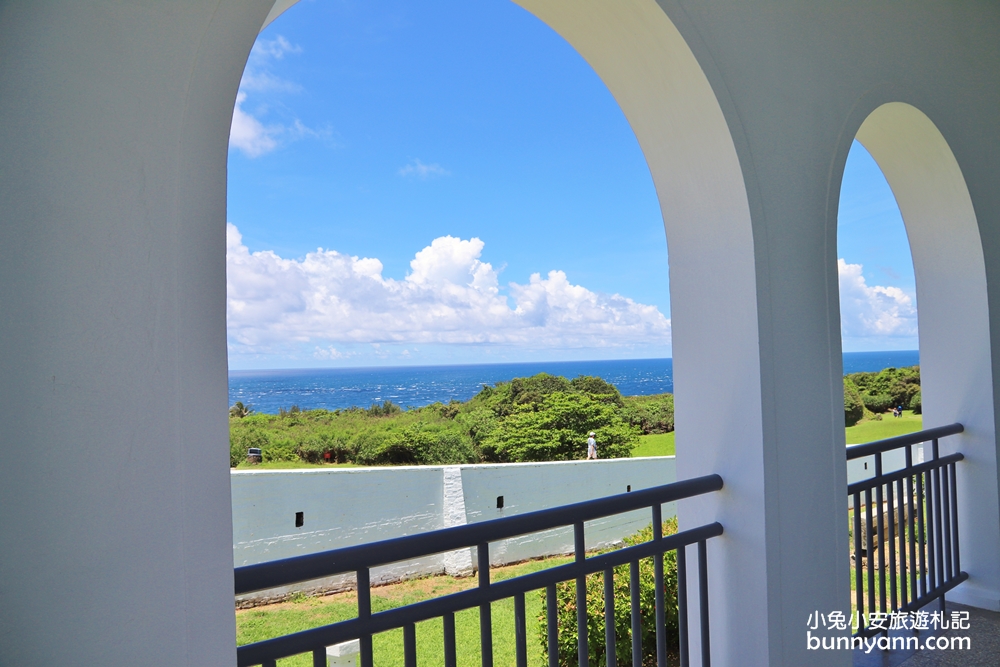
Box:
[864,462,868,470]
[627,485,631,493]
[295,511,304,528]
[496,496,504,509]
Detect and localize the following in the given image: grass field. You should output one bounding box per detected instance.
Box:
[845,410,922,444]
[237,556,573,666]
[631,432,675,457]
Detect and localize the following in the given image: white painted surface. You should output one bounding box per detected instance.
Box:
[0,2,274,665]
[326,640,359,667]
[5,1,1000,665]
[233,466,447,598]
[232,457,676,601]
[442,466,474,576]
[460,458,677,564]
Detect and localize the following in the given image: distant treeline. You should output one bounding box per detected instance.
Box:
[230,366,918,466]
[229,373,674,467]
[844,365,920,426]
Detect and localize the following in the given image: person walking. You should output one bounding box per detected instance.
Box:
[587,432,598,460]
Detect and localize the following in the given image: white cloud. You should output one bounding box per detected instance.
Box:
[398,159,450,179]
[838,258,917,338]
[251,35,302,61]
[239,70,302,94]
[230,93,280,158]
[230,36,331,158]
[226,224,671,354]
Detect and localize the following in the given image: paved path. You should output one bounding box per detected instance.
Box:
[853,602,1000,667]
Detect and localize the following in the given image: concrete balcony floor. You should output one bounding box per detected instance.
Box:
[853,602,1000,667]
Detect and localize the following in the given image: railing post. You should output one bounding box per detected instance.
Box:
[652,504,666,667]
[357,568,373,667]
[478,543,493,667]
[574,521,588,667]
[677,545,689,667]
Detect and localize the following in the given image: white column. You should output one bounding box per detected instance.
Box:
[0,1,272,664]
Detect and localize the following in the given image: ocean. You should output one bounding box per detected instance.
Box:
[229,350,919,415]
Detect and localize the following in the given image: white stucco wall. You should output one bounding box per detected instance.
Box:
[233,456,675,602]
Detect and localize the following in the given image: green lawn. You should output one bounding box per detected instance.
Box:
[237,556,573,666]
[845,410,922,444]
[629,412,921,459]
[631,432,675,457]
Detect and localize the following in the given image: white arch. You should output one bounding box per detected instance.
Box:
[856,103,1000,609]
[252,0,766,661]
[509,2,765,663]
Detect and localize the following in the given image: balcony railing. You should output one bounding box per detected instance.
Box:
[235,474,724,667]
[847,423,966,637]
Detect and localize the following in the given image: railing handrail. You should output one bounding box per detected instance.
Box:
[235,473,723,595]
[846,423,963,460]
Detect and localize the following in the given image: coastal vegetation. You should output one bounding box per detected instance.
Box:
[843,365,921,426]
[229,373,672,467]
[230,366,919,467]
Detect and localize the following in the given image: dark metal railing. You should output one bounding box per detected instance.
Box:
[847,423,966,637]
[235,474,724,667]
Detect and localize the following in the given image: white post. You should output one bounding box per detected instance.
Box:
[326,640,361,667]
[0,1,273,664]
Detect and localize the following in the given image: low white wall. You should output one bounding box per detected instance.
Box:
[232,456,676,602]
[845,444,923,509]
[460,458,677,567]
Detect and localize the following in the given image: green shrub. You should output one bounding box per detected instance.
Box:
[229,427,271,467]
[483,392,637,462]
[909,390,922,414]
[843,378,865,427]
[570,375,626,407]
[262,437,299,463]
[538,517,679,667]
[366,400,402,417]
[621,394,674,434]
[862,392,895,414]
[847,366,920,415]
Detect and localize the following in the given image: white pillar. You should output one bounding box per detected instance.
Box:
[0,1,272,664]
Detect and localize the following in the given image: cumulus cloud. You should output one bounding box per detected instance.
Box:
[838,258,917,338]
[226,224,671,354]
[398,159,450,179]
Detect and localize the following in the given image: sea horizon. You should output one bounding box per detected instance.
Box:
[229,350,919,415]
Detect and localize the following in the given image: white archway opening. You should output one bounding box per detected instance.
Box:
[855,102,1000,610]
[247,0,764,662]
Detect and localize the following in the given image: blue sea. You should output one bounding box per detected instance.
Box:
[229,351,919,414]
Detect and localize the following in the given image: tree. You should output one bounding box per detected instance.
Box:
[229,401,253,418]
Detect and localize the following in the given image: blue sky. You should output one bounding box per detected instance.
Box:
[227,0,917,369]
